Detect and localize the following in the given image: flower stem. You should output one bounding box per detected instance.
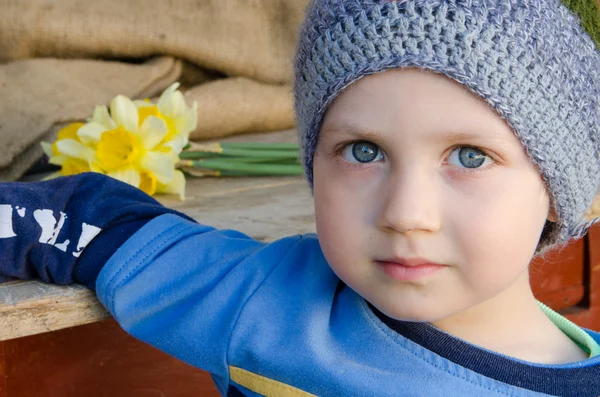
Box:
[221,142,299,151]
[181,148,298,160]
[189,159,304,175]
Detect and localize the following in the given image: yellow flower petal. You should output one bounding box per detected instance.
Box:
[140,151,174,184]
[139,170,158,196]
[172,102,197,138]
[96,127,140,171]
[55,139,94,161]
[157,83,181,117]
[91,105,117,130]
[41,141,54,158]
[163,134,187,155]
[133,99,154,108]
[156,170,186,200]
[61,159,91,176]
[169,91,187,117]
[48,155,67,166]
[41,171,62,181]
[57,123,84,141]
[174,115,196,140]
[139,115,168,150]
[110,95,139,133]
[162,118,180,143]
[187,101,198,133]
[137,104,162,127]
[77,122,108,145]
[108,167,141,188]
[90,162,104,173]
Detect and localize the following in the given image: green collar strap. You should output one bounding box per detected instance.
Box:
[537,300,600,358]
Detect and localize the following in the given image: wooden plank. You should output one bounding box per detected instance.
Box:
[164,178,315,241]
[530,237,585,310]
[536,285,585,312]
[567,224,600,329]
[0,341,6,396]
[0,281,110,342]
[2,319,220,397]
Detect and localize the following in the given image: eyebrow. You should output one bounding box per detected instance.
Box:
[320,122,507,146]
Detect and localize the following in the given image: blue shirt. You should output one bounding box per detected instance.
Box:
[96,214,600,397]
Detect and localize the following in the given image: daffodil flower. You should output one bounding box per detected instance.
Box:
[134,82,198,155]
[156,169,186,200]
[41,123,98,176]
[41,83,196,200]
[76,94,185,198]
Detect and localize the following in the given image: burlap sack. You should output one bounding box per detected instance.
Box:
[0,0,308,180]
[0,57,181,181]
[0,0,308,84]
[181,77,293,141]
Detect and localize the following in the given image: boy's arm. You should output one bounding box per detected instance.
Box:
[1,172,305,380]
[0,173,195,289]
[94,212,301,381]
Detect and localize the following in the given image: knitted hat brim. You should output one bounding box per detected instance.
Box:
[294,0,600,252]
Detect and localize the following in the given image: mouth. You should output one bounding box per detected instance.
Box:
[375,257,446,281]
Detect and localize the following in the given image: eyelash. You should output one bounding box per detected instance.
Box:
[333,140,498,174]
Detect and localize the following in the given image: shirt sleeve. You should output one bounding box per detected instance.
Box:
[0,173,194,288]
[96,213,302,380]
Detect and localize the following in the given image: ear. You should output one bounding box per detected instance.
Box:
[547,206,558,223]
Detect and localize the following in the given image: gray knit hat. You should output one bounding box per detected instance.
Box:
[294,0,600,253]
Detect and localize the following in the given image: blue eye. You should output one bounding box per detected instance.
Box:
[342,141,384,163]
[448,146,492,169]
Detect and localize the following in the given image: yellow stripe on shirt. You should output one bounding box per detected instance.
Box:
[229,366,318,397]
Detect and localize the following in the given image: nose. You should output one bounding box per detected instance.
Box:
[376,167,442,234]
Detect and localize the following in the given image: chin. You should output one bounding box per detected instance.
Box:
[370,301,439,323]
[370,295,465,323]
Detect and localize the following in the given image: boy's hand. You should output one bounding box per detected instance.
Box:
[0,173,194,289]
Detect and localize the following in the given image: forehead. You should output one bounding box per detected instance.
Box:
[320,68,517,147]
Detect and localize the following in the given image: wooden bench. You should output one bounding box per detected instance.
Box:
[0,129,599,396]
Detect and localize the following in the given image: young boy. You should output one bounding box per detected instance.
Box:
[2,0,600,395]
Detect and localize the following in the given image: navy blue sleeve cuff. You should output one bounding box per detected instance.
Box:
[75,218,152,290]
[0,173,196,289]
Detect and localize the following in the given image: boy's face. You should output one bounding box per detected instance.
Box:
[313,68,552,323]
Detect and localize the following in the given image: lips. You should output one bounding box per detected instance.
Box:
[376,257,446,281]
[380,257,444,267]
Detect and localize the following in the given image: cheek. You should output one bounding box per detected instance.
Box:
[447,171,550,281]
[313,156,373,277]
